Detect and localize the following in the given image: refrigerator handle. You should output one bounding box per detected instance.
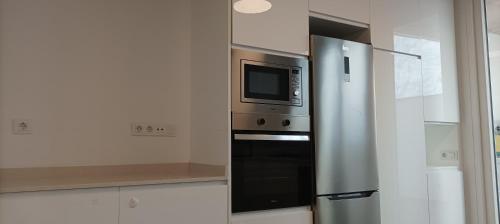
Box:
[326,190,377,201]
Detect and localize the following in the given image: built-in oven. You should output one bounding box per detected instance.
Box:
[231,132,312,213]
[231,49,312,213]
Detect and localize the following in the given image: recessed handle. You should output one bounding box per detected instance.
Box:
[129,197,140,208]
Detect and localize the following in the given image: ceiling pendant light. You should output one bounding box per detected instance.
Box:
[234,0,272,14]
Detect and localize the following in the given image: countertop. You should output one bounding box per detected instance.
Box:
[0,163,227,194]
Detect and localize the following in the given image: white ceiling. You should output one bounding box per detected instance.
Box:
[487,0,500,34]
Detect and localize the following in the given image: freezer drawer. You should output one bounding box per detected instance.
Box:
[315,192,380,224]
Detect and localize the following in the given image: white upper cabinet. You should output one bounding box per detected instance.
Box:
[232,0,309,55]
[0,188,119,224]
[371,0,460,123]
[119,183,228,224]
[309,0,370,24]
[420,0,460,123]
[370,0,422,55]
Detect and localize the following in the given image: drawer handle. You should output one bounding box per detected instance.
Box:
[325,191,376,201]
[129,197,140,208]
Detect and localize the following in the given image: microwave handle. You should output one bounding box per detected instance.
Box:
[234,134,310,141]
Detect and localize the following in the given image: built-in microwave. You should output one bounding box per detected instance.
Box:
[232,49,310,121]
[240,60,303,106]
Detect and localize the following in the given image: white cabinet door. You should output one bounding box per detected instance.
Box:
[371,0,460,123]
[370,0,422,55]
[0,188,119,224]
[232,0,309,55]
[374,50,429,224]
[309,0,370,24]
[119,183,228,224]
[420,0,460,123]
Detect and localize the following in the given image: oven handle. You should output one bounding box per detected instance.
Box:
[234,134,310,141]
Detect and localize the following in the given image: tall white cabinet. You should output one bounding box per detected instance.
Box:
[374,50,429,224]
[371,0,460,123]
[232,0,309,55]
[420,0,459,123]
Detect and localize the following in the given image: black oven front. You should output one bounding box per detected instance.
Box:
[231,132,313,213]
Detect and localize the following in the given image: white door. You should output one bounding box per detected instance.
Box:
[119,183,228,224]
[374,50,430,224]
[0,188,119,224]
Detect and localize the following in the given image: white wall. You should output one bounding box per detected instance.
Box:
[425,123,460,167]
[190,0,230,166]
[0,0,193,168]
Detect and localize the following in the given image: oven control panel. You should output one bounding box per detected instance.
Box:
[232,113,310,132]
[291,68,302,105]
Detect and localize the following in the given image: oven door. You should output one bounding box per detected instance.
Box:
[241,61,302,106]
[231,132,313,213]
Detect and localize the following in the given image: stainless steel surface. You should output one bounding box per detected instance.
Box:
[231,49,310,116]
[234,134,310,141]
[232,113,310,132]
[311,35,378,195]
[316,192,381,224]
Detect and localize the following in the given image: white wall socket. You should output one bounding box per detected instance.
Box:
[440,151,459,161]
[12,119,33,135]
[131,123,176,137]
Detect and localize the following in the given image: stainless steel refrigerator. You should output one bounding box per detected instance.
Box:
[310,35,380,224]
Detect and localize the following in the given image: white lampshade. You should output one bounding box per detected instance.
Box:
[234,0,272,14]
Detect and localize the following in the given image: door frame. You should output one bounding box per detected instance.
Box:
[455,0,499,223]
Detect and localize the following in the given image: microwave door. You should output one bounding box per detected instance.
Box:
[241,61,293,105]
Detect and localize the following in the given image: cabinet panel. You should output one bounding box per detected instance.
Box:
[120,183,228,224]
[232,0,309,55]
[309,0,370,24]
[0,188,119,224]
[371,0,460,123]
[420,0,460,123]
[374,50,429,224]
[371,0,422,55]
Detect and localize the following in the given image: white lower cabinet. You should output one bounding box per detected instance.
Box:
[0,188,119,224]
[231,207,313,224]
[119,183,228,224]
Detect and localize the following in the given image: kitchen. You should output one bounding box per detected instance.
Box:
[0,0,490,224]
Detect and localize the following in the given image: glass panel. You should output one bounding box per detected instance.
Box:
[485,0,500,219]
[244,64,290,101]
[231,137,312,213]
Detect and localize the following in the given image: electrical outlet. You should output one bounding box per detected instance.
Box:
[440,151,459,161]
[131,123,176,137]
[12,119,33,135]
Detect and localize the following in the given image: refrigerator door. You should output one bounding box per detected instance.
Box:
[316,192,381,224]
[311,35,378,195]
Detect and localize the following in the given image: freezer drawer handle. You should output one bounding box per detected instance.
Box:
[326,191,376,201]
[234,134,310,141]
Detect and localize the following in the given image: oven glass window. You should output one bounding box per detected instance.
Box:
[232,135,312,213]
[244,64,290,101]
